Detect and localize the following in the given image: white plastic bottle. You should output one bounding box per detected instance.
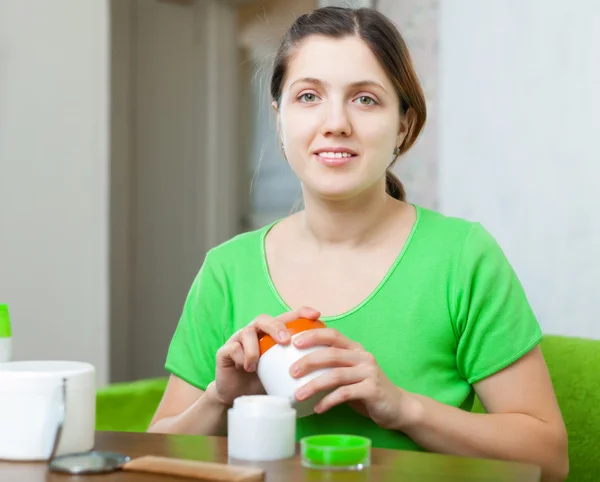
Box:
[0,304,12,363]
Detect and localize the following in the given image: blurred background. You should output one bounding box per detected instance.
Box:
[0,0,598,387]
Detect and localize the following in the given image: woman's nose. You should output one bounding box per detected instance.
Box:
[320,102,352,137]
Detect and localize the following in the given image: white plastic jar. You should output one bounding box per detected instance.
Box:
[257,318,331,418]
[227,395,296,461]
[0,360,96,461]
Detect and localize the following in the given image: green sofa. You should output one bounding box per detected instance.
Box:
[96,335,600,481]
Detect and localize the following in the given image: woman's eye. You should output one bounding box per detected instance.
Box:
[356,95,376,106]
[299,93,318,103]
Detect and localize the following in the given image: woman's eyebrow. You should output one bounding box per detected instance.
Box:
[289,77,388,94]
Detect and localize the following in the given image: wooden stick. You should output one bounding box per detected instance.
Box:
[122,455,266,482]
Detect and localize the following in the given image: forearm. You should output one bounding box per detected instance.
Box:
[148,382,229,436]
[399,393,568,482]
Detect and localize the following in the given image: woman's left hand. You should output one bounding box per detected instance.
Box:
[290,327,409,430]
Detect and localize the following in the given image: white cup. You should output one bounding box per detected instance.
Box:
[257,319,332,418]
[0,360,96,461]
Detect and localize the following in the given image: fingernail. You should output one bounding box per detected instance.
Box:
[290,363,299,376]
[278,330,289,341]
[294,334,305,346]
[248,363,256,372]
[296,388,306,400]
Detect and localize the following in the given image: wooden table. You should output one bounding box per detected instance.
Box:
[0,431,540,481]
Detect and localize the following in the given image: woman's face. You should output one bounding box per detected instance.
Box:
[275,34,408,201]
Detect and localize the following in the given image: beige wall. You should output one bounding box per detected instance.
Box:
[0,1,110,384]
[438,0,600,340]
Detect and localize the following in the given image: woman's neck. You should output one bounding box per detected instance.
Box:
[298,186,403,247]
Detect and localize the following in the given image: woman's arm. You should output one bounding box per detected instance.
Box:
[291,329,568,482]
[147,375,229,436]
[397,346,568,482]
[149,308,319,435]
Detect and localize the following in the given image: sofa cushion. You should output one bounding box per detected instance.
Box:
[96,377,168,432]
[472,334,600,481]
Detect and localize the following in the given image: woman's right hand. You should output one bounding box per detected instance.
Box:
[212,306,321,406]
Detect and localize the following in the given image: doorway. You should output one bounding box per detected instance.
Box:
[109,0,318,383]
[110,0,241,382]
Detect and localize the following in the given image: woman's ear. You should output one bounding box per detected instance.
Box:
[396,107,416,148]
[272,100,279,130]
[273,100,287,159]
[273,100,284,147]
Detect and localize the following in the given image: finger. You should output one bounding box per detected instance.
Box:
[230,343,246,370]
[293,327,363,351]
[290,347,363,378]
[253,306,319,345]
[250,314,291,344]
[278,305,321,323]
[230,307,322,346]
[313,380,369,414]
[239,326,260,372]
[295,366,366,402]
[226,326,245,344]
[227,315,280,346]
[217,341,245,370]
[267,306,322,342]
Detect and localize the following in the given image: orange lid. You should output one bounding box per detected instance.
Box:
[258,318,326,356]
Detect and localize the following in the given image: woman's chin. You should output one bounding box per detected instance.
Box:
[305,182,364,202]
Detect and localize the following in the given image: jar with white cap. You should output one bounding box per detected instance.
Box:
[227,395,296,461]
[0,304,12,363]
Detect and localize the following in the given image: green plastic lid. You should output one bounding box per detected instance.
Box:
[0,305,12,338]
[300,434,371,470]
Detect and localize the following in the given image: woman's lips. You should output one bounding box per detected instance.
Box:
[313,150,358,167]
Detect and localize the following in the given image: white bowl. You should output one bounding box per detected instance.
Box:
[0,360,96,461]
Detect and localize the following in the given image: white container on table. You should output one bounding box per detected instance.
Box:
[0,360,96,461]
[0,304,12,363]
[228,394,296,461]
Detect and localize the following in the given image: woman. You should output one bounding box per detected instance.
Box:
[148,6,568,481]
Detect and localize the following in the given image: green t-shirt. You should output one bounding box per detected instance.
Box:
[165,205,542,451]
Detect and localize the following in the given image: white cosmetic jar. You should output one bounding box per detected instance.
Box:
[0,360,96,461]
[256,318,331,418]
[227,395,296,461]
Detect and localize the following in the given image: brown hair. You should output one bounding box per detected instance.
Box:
[270,6,426,201]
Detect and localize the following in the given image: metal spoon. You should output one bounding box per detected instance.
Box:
[47,377,68,464]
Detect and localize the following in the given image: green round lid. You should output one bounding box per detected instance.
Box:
[300,434,371,470]
[0,304,12,338]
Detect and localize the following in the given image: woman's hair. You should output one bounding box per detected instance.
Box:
[270,6,427,201]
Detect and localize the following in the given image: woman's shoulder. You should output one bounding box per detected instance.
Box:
[416,204,472,229]
[415,205,487,241]
[413,204,508,265]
